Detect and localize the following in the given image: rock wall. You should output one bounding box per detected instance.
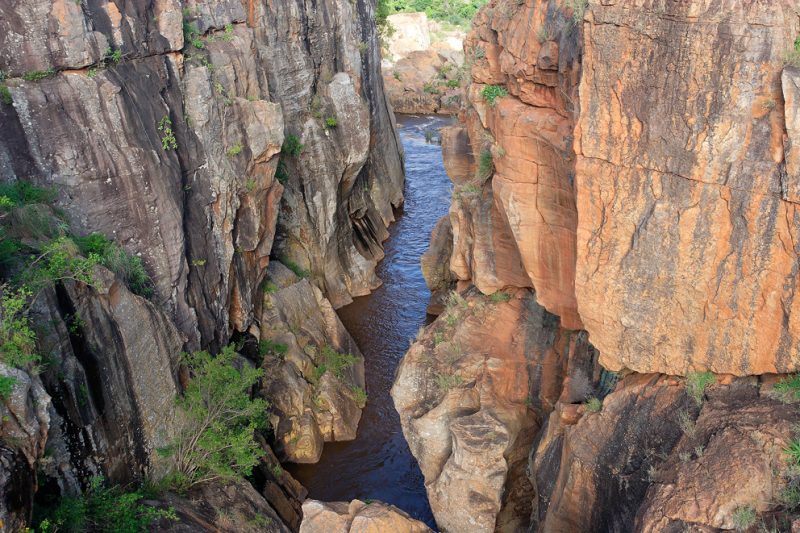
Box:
[399,0,800,531]
[575,1,800,376]
[0,0,403,529]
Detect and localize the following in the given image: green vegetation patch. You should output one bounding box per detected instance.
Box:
[158,345,267,489]
[685,371,715,405]
[481,85,508,106]
[33,476,176,533]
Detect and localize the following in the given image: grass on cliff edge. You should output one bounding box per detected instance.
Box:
[33,477,177,533]
[686,371,715,405]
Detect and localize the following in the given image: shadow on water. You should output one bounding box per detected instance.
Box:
[285,115,454,528]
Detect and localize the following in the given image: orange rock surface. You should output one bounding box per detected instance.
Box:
[444,0,584,328]
[575,1,800,375]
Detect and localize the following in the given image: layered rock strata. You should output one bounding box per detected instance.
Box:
[400,0,800,531]
[0,0,403,528]
[258,262,366,464]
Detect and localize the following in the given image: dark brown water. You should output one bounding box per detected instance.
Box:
[285,115,453,528]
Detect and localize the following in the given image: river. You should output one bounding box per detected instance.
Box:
[285,115,453,528]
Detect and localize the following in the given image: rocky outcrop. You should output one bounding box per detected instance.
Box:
[258,262,366,464]
[381,12,465,114]
[402,0,800,530]
[533,375,800,532]
[574,1,800,375]
[0,365,50,531]
[151,478,290,532]
[0,0,403,348]
[257,0,405,309]
[299,499,432,533]
[392,288,598,532]
[443,0,583,329]
[420,216,455,314]
[0,0,403,528]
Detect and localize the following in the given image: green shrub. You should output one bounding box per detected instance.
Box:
[223,23,234,42]
[780,485,800,509]
[158,115,177,151]
[585,397,602,412]
[350,385,367,408]
[282,258,309,278]
[183,21,205,49]
[422,82,440,95]
[785,439,800,466]
[773,374,800,402]
[22,69,55,82]
[319,345,358,379]
[0,375,16,400]
[686,371,715,405]
[74,233,153,298]
[445,78,460,88]
[478,148,494,180]
[262,281,278,294]
[481,85,508,106]
[731,505,756,531]
[282,134,304,157]
[377,0,488,30]
[435,372,463,393]
[489,291,511,303]
[259,339,288,359]
[275,159,289,184]
[324,117,338,129]
[104,47,122,64]
[0,85,11,105]
[226,144,243,157]
[0,181,55,206]
[158,345,267,489]
[33,476,176,533]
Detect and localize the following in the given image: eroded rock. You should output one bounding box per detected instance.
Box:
[259,262,365,464]
[300,499,432,533]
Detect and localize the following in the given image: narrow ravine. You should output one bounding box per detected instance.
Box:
[285,115,453,527]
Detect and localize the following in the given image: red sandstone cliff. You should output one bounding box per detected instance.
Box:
[399,0,800,531]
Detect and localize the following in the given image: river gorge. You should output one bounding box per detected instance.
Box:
[2,1,800,532]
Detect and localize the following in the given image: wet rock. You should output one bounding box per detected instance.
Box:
[259,262,365,464]
[300,499,432,533]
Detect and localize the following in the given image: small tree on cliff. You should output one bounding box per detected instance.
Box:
[159,345,268,489]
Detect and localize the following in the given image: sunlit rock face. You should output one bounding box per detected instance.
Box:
[575,1,800,376]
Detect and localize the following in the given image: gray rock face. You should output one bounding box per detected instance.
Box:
[255,0,405,308]
[259,262,365,464]
[0,0,402,528]
[0,0,403,348]
[33,267,183,487]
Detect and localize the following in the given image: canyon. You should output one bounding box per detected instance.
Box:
[1,0,800,533]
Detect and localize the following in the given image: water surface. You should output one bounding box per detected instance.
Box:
[286,115,453,528]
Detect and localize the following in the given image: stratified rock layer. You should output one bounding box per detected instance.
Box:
[392,288,598,532]
[575,1,800,375]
